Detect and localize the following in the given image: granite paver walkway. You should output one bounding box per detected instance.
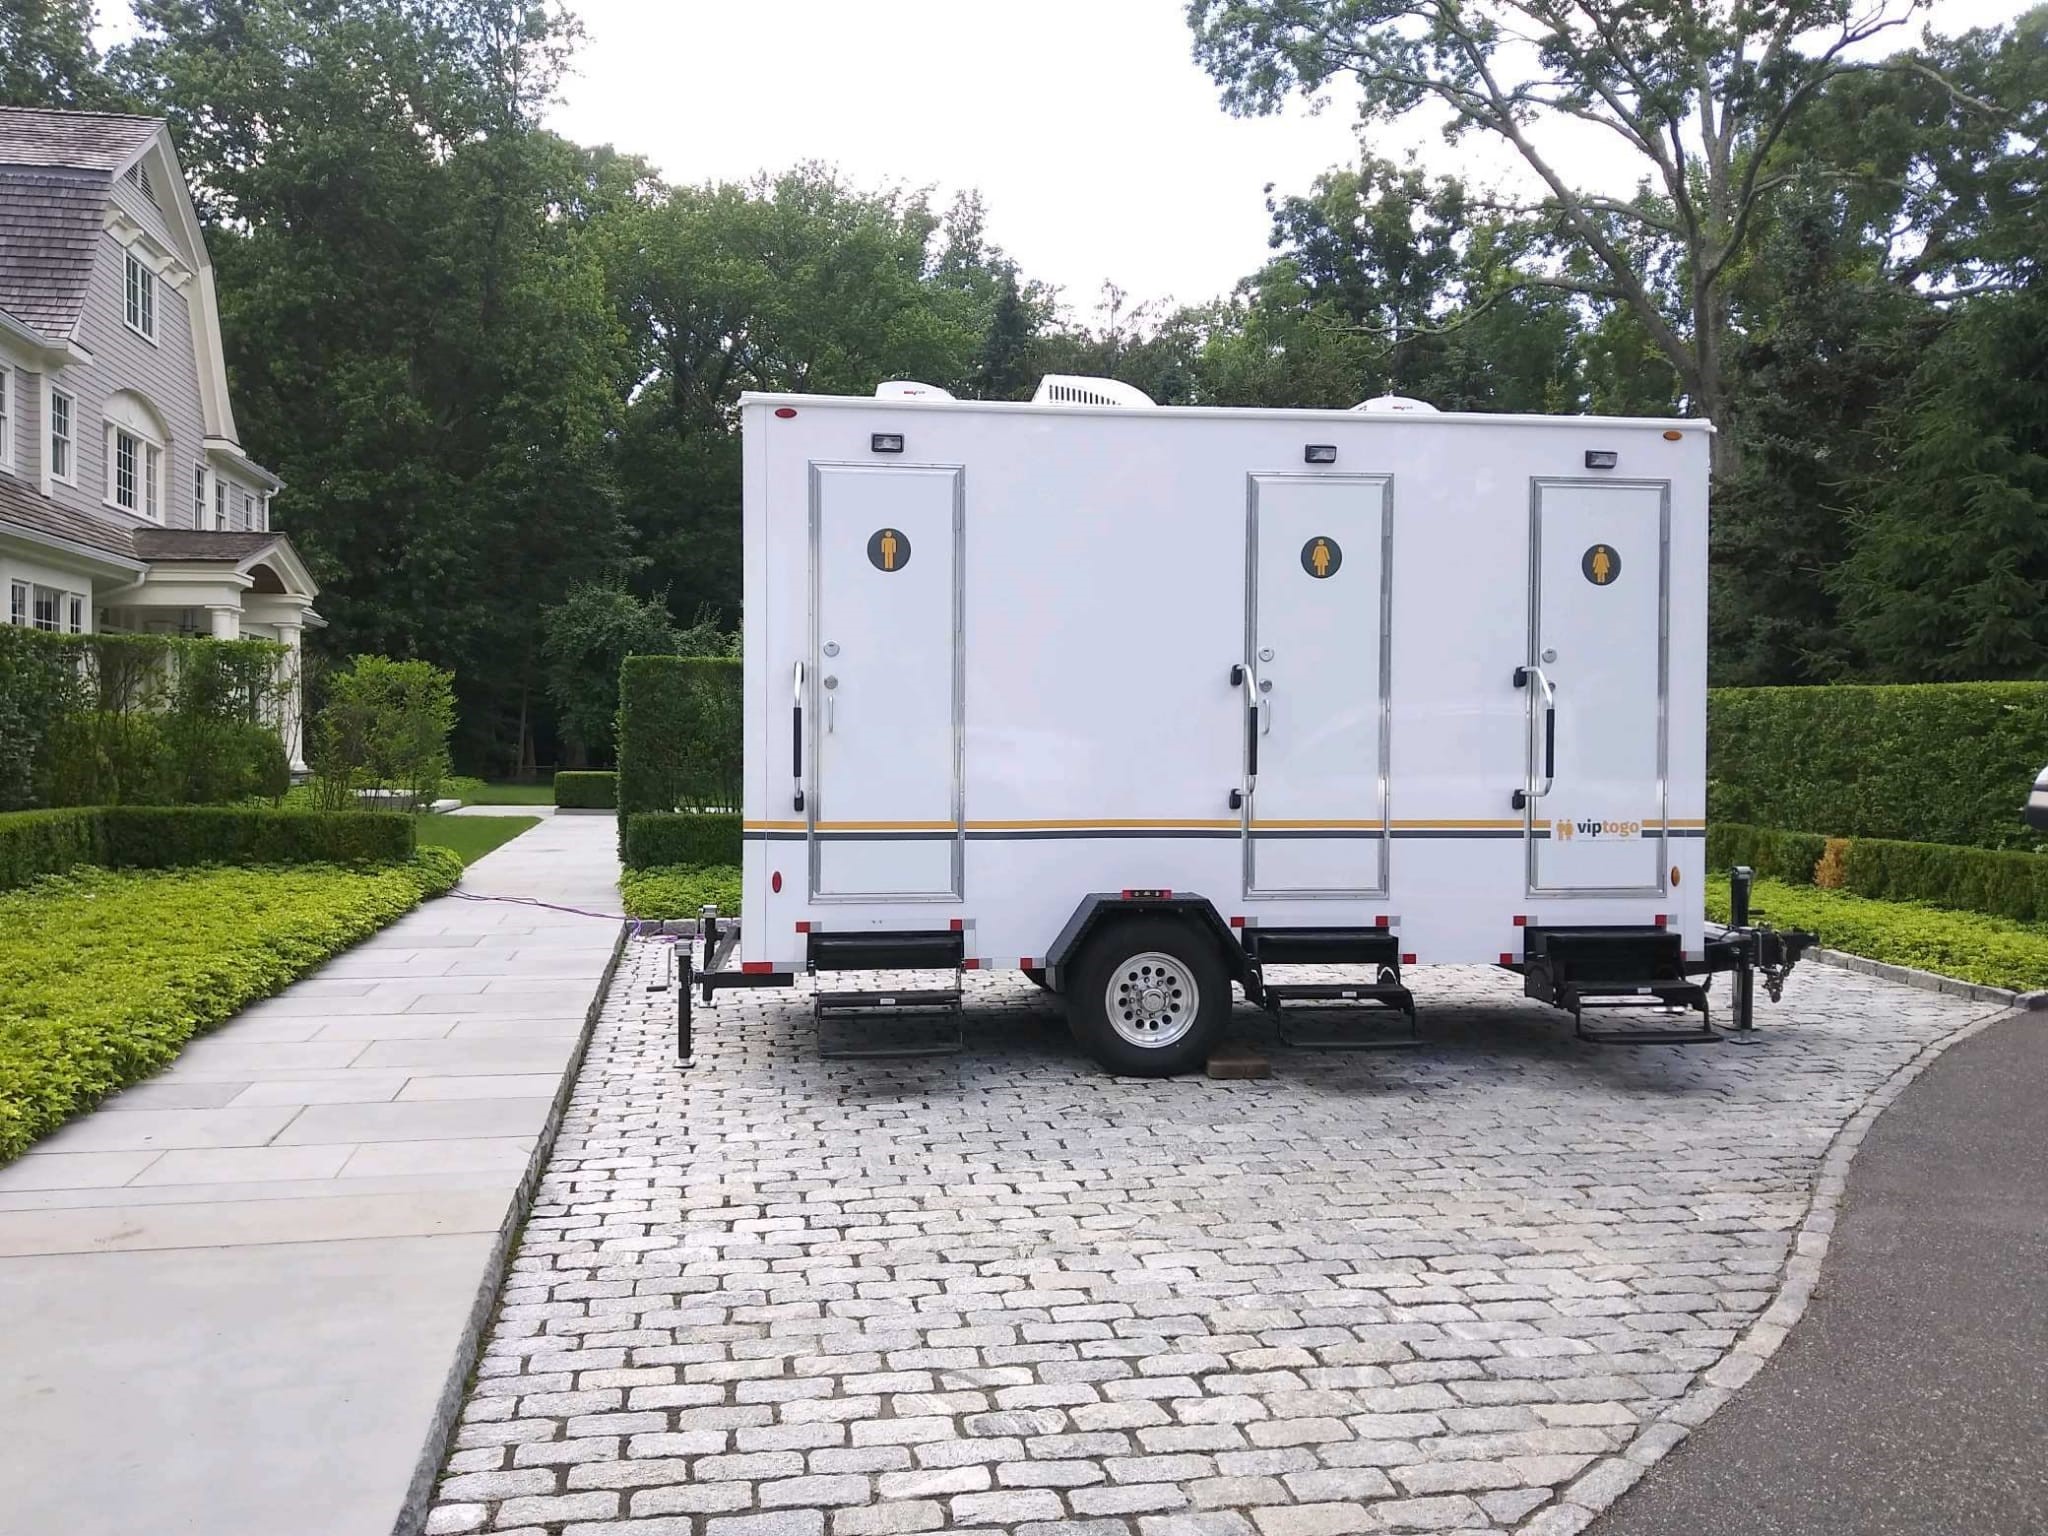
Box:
[0,809,623,1536]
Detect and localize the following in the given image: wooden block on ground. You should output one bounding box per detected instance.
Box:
[1206,1042,1271,1079]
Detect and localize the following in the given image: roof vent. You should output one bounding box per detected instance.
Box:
[875,380,955,401]
[1032,375,1157,408]
[1351,394,1438,414]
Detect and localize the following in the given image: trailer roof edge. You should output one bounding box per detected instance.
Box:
[738,392,1717,435]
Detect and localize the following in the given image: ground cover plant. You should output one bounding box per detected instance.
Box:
[621,864,741,921]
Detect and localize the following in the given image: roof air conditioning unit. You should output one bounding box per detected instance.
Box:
[875,380,956,401]
[1031,375,1157,408]
[1351,394,1439,414]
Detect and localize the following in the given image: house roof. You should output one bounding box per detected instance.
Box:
[0,109,170,341]
[0,473,144,565]
[0,165,111,339]
[0,108,164,172]
[130,529,288,562]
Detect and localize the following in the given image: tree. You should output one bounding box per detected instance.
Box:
[1187,0,1988,471]
[1,0,113,108]
[540,583,681,766]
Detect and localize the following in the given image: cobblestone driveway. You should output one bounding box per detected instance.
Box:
[427,945,1984,1536]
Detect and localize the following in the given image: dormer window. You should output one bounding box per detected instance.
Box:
[105,417,165,521]
[193,463,207,524]
[125,252,156,342]
[49,389,75,484]
[214,477,227,530]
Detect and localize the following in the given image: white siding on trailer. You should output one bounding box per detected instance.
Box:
[744,399,1711,968]
[52,232,209,531]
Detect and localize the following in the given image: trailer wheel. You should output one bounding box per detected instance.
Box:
[1067,917,1229,1076]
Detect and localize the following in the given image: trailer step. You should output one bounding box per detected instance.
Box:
[814,988,963,1012]
[808,930,966,972]
[814,975,964,1060]
[1244,927,1402,967]
[1566,981,1715,1044]
[1259,980,1421,1051]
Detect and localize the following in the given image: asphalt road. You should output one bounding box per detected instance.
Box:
[1592,1008,2048,1536]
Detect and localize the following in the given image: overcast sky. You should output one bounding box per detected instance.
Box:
[551,0,2030,323]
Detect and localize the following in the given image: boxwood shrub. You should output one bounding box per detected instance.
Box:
[0,806,416,890]
[621,863,743,920]
[1708,682,2048,850]
[1709,821,2048,925]
[623,810,741,870]
[555,770,617,810]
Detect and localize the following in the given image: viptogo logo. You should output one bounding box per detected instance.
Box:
[1554,817,1643,841]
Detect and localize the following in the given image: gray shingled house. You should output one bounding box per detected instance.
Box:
[0,105,321,765]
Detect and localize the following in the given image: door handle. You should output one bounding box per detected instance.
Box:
[1511,665,1556,810]
[791,661,805,812]
[1229,663,1258,808]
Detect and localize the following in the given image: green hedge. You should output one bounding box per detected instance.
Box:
[1708,683,2048,850]
[1709,821,2048,924]
[616,656,741,822]
[0,850,461,1161]
[1705,875,2048,993]
[0,806,415,890]
[555,770,617,810]
[623,811,741,870]
[0,809,103,890]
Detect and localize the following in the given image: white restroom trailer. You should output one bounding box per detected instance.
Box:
[699,380,1763,1074]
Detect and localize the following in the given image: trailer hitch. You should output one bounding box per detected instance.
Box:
[1708,864,1817,1031]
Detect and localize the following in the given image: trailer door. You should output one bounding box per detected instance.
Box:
[1524,478,1669,897]
[1243,472,1391,898]
[809,462,963,901]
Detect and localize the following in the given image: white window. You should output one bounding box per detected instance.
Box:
[112,428,137,509]
[257,493,270,532]
[213,478,227,530]
[7,581,25,626]
[32,585,61,632]
[0,364,12,470]
[125,252,156,341]
[145,443,162,521]
[49,388,74,483]
[67,594,85,634]
[242,492,254,529]
[193,463,207,524]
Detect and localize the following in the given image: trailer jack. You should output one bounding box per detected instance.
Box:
[1700,864,1817,1038]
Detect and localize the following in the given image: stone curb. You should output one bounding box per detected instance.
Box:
[1806,946,2048,1011]
[1513,995,2022,1536]
[391,916,632,1536]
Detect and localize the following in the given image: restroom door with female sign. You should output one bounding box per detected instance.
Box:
[1525,477,1669,896]
[1243,472,1391,898]
[808,462,964,900]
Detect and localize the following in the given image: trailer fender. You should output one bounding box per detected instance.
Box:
[1044,892,1249,989]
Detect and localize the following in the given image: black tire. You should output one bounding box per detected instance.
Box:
[1066,916,1231,1076]
[1022,966,1054,992]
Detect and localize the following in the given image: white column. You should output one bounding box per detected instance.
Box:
[277,621,306,771]
[206,604,241,640]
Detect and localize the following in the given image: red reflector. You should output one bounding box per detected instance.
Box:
[794,921,810,933]
[961,958,980,970]
[773,406,797,418]
[1229,915,1246,928]
[1513,914,1528,926]
[1019,957,1034,969]
[771,870,783,893]
[949,918,964,931]
[742,961,774,974]
[1375,915,1390,928]
[1401,952,1417,966]
[1500,951,1515,965]
[1655,914,1668,927]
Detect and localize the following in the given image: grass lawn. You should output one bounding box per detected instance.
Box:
[1709,875,2048,992]
[622,864,741,920]
[414,814,539,866]
[445,777,556,805]
[0,851,462,1162]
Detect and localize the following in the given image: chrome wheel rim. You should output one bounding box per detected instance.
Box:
[1105,952,1199,1048]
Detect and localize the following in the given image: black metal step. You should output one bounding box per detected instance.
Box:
[1263,982,1410,1004]
[808,930,964,972]
[1244,927,1402,967]
[814,988,962,1013]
